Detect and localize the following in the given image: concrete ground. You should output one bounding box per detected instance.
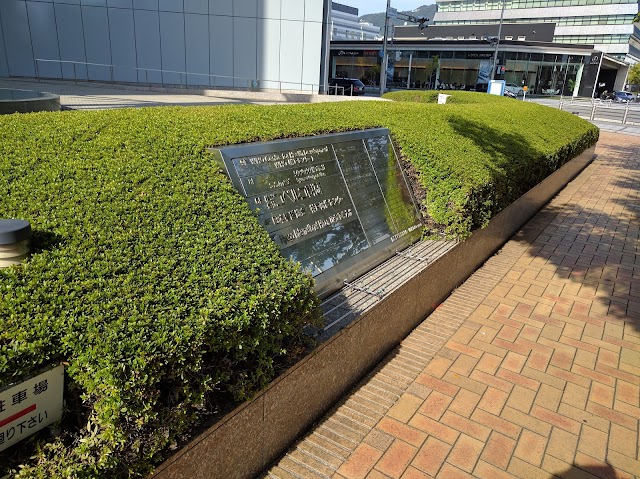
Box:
[0,78,380,109]
[265,132,640,479]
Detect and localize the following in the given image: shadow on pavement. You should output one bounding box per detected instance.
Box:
[557,462,622,479]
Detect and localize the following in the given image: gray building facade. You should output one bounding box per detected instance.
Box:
[433,0,640,63]
[0,0,330,91]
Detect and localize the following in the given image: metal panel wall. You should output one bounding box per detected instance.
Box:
[210,14,233,87]
[209,0,231,16]
[185,13,209,85]
[280,20,304,89]
[282,0,305,21]
[134,9,162,83]
[184,0,207,14]
[235,0,258,18]
[55,4,87,80]
[82,6,112,81]
[108,7,137,82]
[133,0,158,9]
[0,0,327,91]
[233,16,257,88]
[259,0,280,19]
[159,11,185,84]
[302,21,323,91]
[107,0,133,8]
[0,15,8,77]
[0,1,35,77]
[27,1,61,79]
[257,18,281,89]
[159,0,183,13]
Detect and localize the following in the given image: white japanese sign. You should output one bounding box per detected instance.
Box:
[0,365,64,452]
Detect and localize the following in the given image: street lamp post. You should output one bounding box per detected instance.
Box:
[490,0,507,81]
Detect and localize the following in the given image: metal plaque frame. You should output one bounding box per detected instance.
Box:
[209,129,423,298]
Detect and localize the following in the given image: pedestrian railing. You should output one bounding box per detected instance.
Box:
[530,95,640,126]
[33,59,328,94]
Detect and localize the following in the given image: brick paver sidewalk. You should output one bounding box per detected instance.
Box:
[266,131,640,479]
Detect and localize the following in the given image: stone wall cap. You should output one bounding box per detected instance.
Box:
[0,219,32,245]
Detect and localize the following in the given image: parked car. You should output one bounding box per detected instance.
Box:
[504,89,517,99]
[504,83,524,96]
[329,78,365,95]
[613,91,635,103]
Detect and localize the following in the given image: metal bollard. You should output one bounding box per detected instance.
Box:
[0,219,32,269]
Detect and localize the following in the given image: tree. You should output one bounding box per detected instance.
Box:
[627,62,640,85]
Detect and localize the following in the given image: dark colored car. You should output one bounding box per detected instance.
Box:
[329,78,365,95]
[613,91,635,103]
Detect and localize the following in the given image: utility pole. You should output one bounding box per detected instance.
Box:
[380,0,392,96]
[490,0,506,81]
[379,2,429,96]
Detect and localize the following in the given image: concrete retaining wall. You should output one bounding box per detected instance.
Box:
[150,145,596,479]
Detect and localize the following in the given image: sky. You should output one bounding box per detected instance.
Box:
[341,0,435,16]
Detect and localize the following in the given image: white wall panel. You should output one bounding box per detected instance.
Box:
[258,0,280,19]
[305,0,324,22]
[257,18,280,88]
[108,7,138,82]
[82,6,112,81]
[27,1,62,78]
[233,16,257,87]
[209,14,233,86]
[280,20,303,89]
[54,3,88,79]
[281,0,304,21]
[185,13,209,85]
[160,11,186,84]
[0,1,36,77]
[302,20,322,90]
[135,9,163,83]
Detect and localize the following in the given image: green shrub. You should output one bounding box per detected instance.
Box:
[0,97,597,478]
[383,89,503,104]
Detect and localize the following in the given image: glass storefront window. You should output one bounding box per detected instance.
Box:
[330,47,586,94]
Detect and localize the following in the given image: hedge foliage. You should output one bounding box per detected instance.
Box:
[0,94,598,478]
[383,89,503,104]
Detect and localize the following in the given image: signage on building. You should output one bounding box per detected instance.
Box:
[466,52,493,59]
[337,50,361,57]
[590,53,601,65]
[210,129,423,298]
[0,365,64,452]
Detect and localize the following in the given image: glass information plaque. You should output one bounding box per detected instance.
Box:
[210,129,423,298]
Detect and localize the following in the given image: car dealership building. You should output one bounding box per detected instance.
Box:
[330,22,631,97]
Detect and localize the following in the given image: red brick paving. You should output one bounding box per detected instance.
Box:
[267,132,640,479]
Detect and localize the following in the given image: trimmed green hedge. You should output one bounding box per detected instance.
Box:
[0,95,597,478]
[383,89,502,104]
